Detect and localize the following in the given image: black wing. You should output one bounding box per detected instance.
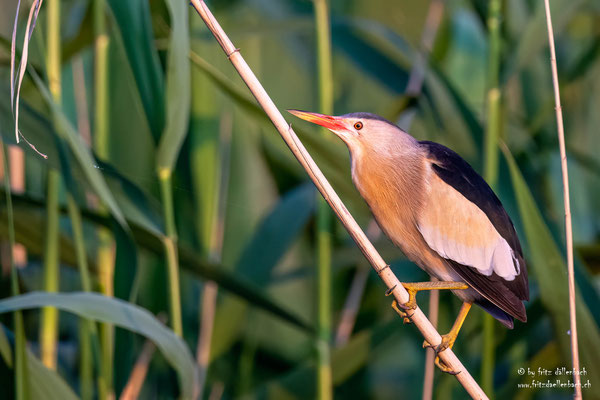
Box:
[421,141,529,322]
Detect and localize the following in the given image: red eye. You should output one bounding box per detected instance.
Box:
[354,121,363,130]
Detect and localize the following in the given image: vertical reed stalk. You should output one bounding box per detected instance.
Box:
[95,141,113,400]
[422,282,439,400]
[67,197,92,293]
[9,146,27,267]
[79,320,93,400]
[156,0,189,343]
[2,140,29,400]
[119,339,157,399]
[66,195,106,398]
[197,281,217,393]
[197,113,232,394]
[314,0,333,398]
[66,195,92,398]
[542,1,581,398]
[93,0,114,396]
[40,170,60,370]
[334,266,368,347]
[481,0,502,396]
[159,169,183,337]
[72,48,106,400]
[483,0,502,185]
[40,0,61,370]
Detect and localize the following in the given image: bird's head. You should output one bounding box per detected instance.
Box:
[287,110,418,159]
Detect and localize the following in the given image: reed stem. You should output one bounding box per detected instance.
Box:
[66,195,94,398]
[314,0,334,397]
[481,0,502,396]
[192,107,232,396]
[66,193,106,398]
[542,1,581,398]
[39,0,62,371]
[40,169,60,369]
[2,139,29,400]
[159,169,183,337]
[79,320,93,400]
[67,196,92,293]
[93,0,114,396]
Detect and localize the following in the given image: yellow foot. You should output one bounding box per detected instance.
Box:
[391,300,413,324]
[387,282,469,328]
[421,302,472,375]
[422,332,456,353]
[385,284,418,311]
[423,333,460,375]
[435,356,460,375]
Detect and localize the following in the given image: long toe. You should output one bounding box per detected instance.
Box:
[391,300,413,324]
[423,335,451,351]
[399,298,417,311]
[436,333,456,354]
[435,356,460,375]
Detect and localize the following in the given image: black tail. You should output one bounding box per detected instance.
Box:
[476,298,515,329]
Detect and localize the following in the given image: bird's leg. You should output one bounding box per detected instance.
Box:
[388,281,468,324]
[396,281,469,310]
[423,302,472,375]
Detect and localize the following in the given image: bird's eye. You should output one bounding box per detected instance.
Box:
[354,121,363,130]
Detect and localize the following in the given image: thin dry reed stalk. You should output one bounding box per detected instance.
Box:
[422,280,439,400]
[196,112,232,396]
[119,314,167,400]
[542,1,581,398]
[119,340,156,400]
[334,266,368,347]
[334,220,379,347]
[190,1,488,398]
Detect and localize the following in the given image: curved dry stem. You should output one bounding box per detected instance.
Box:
[190,1,488,398]
[11,0,45,157]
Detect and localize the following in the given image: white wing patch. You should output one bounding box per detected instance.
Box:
[418,170,519,281]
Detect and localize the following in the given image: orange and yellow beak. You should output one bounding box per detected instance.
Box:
[287,109,346,131]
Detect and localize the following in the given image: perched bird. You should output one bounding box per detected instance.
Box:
[289,110,528,373]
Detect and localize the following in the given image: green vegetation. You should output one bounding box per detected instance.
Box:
[0,0,599,399]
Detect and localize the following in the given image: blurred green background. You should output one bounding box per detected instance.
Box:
[0,0,599,399]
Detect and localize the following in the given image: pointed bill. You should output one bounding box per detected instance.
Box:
[287,109,345,131]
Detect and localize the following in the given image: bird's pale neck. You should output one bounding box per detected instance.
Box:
[348,131,426,224]
[348,128,422,184]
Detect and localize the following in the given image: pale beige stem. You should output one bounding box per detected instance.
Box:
[8,146,26,267]
[422,277,439,400]
[72,57,92,147]
[190,1,488,398]
[334,266,368,347]
[119,340,156,400]
[334,220,379,347]
[196,112,232,396]
[543,1,580,399]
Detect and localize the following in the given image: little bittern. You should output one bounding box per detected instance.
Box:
[289,110,529,373]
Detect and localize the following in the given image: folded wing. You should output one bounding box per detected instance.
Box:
[418,141,528,322]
